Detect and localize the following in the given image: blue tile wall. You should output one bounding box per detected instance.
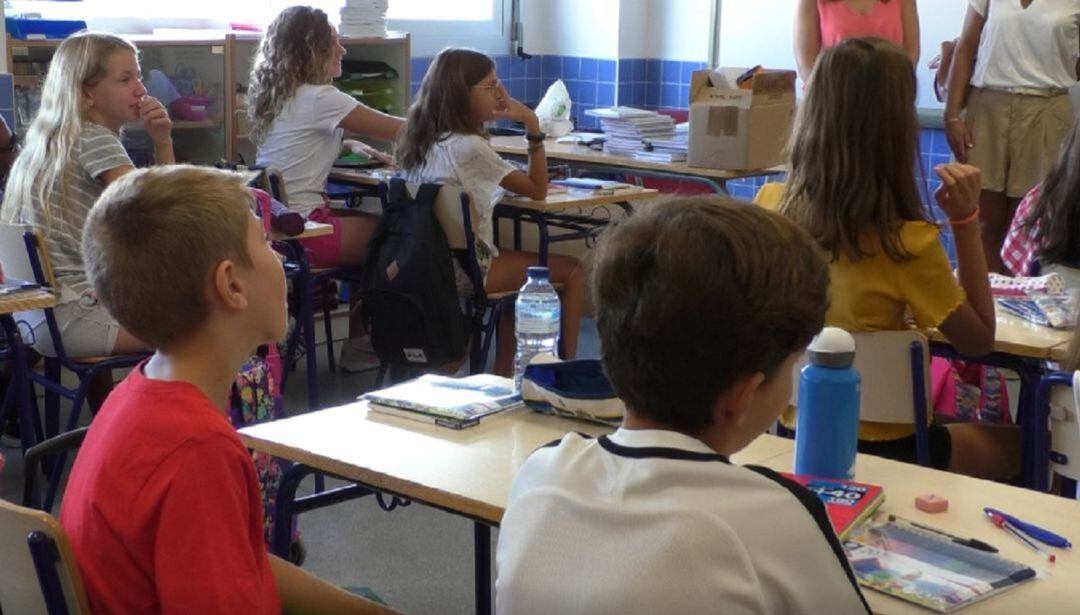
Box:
[409,54,705,129]
[0,74,13,135]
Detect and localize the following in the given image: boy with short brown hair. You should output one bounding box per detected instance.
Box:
[63,165,394,614]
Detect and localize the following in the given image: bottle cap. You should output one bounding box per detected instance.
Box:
[806,327,855,368]
[526,266,549,280]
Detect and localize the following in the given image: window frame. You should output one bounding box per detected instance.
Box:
[388,0,513,57]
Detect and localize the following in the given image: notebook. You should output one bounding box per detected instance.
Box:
[363,374,523,429]
[780,474,884,540]
[844,518,1035,612]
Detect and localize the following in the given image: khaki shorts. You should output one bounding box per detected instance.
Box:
[963,88,1074,198]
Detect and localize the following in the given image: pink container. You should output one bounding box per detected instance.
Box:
[169,96,215,122]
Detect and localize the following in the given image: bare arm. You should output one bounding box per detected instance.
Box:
[794,0,822,83]
[901,0,921,66]
[934,163,995,356]
[944,7,985,162]
[269,555,399,615]
[338,103,405,143]
[496,85,547,201]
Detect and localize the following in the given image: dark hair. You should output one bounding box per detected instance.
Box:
[779,37,929,263]
[395,47,495,171]
[1022,122,1080,268]
[592,196,829,434]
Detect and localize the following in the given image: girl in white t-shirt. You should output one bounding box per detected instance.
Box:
[248,6,404,268]
[397,48,585,376]
[945,0,1080,273]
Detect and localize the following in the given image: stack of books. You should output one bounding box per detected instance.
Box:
[339,0,389,38]
[585,107,676,157]
[363,374,523,430]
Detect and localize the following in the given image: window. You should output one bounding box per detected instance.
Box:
[387,0,512,56]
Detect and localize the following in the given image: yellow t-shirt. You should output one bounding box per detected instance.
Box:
[781,221,966,441]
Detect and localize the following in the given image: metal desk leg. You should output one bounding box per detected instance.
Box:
[474,522,492,615]
[2,315,39,455]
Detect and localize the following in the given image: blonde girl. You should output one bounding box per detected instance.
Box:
[780,37,1019,480]
[1,31,173,358]
[397,48,585,377]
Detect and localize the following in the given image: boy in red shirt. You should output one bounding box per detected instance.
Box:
[61,165,395,614]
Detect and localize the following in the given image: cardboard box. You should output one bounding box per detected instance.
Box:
[687,68,796,171]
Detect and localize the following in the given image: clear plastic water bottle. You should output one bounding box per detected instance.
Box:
[514,266,561,391]
[794,327,861,479]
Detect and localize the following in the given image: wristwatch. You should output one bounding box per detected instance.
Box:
[525,132,547,143]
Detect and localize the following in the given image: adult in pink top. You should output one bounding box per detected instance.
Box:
[795,0,920,81]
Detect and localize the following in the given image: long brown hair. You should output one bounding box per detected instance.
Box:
[395,47,494,172]
[1022,122,1080,269]
[247,6,335,146]
[779,37,929,262]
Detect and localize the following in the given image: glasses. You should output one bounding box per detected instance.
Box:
[472,80,503,93]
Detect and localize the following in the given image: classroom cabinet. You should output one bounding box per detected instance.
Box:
[7,31,411,165]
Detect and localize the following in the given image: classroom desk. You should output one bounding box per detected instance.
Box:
[238,403,791,615]
[928,306,1075,492]
[0,289,56,455]
[290,220,334,240]
[239,406,1079,615]
[756,449,1080,615]
[327,166,661,265]
[490,135,785,193]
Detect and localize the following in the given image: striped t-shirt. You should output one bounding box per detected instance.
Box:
[19,122,131,304]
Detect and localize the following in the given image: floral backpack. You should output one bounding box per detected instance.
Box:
[228,187,296,546]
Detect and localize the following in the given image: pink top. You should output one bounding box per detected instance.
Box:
[818,0,904,48]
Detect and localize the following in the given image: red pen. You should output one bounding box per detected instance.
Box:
[988,511,1056,563]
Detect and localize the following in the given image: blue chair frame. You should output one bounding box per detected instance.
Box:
[1035,370,1076,496]
[14,230,149,511]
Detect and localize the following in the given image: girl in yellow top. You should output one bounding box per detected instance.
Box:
[779,37,1019,480]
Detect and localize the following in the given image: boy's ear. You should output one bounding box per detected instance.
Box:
[713,371,767,428]
[210,259,249,312]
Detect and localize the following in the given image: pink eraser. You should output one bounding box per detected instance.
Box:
[916,493,949,513]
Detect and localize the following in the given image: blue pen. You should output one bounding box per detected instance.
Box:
[984,507,1072,549]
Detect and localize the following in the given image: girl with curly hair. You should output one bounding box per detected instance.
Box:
[248,5,403,268]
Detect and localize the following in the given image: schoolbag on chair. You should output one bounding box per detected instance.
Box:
[361,179,470,367]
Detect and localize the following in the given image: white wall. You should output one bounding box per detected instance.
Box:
[523,0,620,58]
[719,0,970,110]
[653,0,712,62]
[524,0,709,61]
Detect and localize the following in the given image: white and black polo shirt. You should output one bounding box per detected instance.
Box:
[495,429,870,615]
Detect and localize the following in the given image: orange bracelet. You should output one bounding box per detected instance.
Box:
[949,207,980,227]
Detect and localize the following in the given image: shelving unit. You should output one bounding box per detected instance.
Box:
[5,31,410,165]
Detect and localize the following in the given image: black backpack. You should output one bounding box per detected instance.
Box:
[360,179,471,367]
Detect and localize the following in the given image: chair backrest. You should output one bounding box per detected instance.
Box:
[1048,371,1080,482]
[0,223,55,287]
[791,330,930,425]
[0,498,90,615]
[428,183,480,252]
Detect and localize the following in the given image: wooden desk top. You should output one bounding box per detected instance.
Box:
[499,187,660,212]
[0,288,55,315]
[490,136,786,181]
[928,306,1074,361]
[757,449,1080,615]
[328,167,661,213]
[238,403,792,524]
[328,167,390,186]
[275,221,334,241]
[241,405,1080,613]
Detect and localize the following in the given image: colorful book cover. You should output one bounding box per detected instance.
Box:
[780,473,885,540]
[844,520,1035,612]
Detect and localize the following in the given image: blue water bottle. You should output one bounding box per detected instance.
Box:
[794,327,860,479]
